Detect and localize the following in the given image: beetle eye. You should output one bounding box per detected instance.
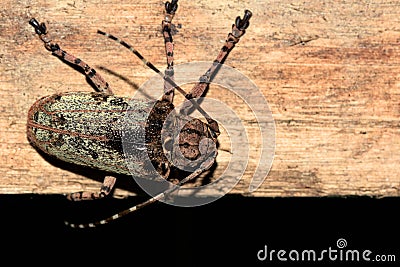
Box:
[182,143,189,148]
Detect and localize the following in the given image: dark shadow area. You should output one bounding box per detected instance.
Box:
[97,66,142,94]
[1,194,399,266]
[31,146,221,197]
[31,147,146,194]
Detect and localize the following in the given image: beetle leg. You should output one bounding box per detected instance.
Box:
[66,175,116,201]
[179,10,253,134]
[29,18,113,95]
[161,0,178,103]
[184,10,252,100]
[96,0,179,103]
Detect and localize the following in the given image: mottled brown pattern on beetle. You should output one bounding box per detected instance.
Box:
[145,100,174,178]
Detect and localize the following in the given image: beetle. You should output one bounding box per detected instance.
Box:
[27,0,252,227]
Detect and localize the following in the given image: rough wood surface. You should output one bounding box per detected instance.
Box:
[1,0,400,198]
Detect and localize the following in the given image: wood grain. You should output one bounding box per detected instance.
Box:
[1,0,399,198]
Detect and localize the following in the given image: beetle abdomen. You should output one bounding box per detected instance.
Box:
[27,92,168,178]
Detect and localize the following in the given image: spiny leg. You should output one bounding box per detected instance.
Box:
[184,10,252,100]
[180,10,253,134]
[29,18,119,201]
[162,0,178,103]
[66,176,116,201]
[65,152,216,228]
[29,18,112,94]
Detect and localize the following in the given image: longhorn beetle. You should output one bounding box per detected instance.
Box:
[28,0,252,228]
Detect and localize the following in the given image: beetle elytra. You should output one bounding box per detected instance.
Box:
[28,0,252,228]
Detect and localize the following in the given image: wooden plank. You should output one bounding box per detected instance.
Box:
[1,0,399,198]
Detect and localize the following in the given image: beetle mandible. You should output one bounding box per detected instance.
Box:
[27,0,252,228]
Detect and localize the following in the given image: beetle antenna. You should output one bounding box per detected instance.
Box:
[65,159,214,228]
[97,30,219,137]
